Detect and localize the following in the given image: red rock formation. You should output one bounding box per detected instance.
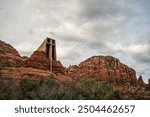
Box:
[137,75,145,87]
[52,60,65,74]
[22,56,28,61]
[0,40,22,67]
[23,51,50,70]
[147,79,150,89]
[23,51,65,74]
[66,56,138,86]
[0,67,54,79]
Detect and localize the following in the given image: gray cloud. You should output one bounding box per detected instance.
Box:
[132,43,150,63]
[78,0,136,21]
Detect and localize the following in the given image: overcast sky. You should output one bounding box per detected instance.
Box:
[0,0,150,82]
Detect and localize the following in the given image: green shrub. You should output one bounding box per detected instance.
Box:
[0,77,121,100]
[80,78,121,100]
[0,78,22,99]
[20,79,39,92]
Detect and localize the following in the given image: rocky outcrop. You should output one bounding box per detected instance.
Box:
[23,51,65,74]
[137,75,145,87]
[0,40,22,67]
[0,67,54,79]
[146,79,150,89]
[52,60,65,74]
[23,51,50,70]
[22,56,28,61]
[148,79,150,86]
[66,56,138,86]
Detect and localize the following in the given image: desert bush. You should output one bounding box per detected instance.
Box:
[0,78,22,99]
[0,77,121,100]
[80,78,121,100]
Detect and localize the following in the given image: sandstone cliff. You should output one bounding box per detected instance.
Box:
[52,60,65,74]
[0,67,54,79]
[23,51,65,74]
[137,75,145,87]
[147,79,150,89]
[23,51,50,70]
[66,56,138,86]
[0,40,22,67]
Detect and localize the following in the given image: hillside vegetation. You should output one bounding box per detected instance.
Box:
[0,77,121,100]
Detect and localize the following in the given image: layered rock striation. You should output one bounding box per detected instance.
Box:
[0,67,54,79]
[23,51,50,70]
[0,40,22,67]
[66,56,138,86]
[52,60,65,74]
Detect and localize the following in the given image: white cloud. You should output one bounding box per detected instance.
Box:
[106,42,149,54]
